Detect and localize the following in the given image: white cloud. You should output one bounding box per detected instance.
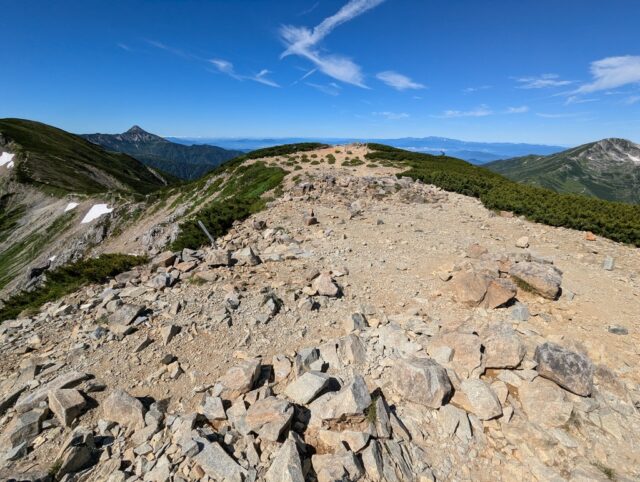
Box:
[565,95,599,105]
[376,71,425,91]
[463,85,491,93]
[515,73,573,89]
[307,82,341,96]
[625,95,640,105]
[280,0,386,87]
[210,59,279,87]
[439,105,493,118]
[536,112,580,119]
[373,111,410,120]
[574,56,640,94]
[505,106,529,114]
[252,69,280,88]
[117,43,131,52]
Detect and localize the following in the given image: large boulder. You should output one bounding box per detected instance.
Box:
[52,426,95,478]
[483,327,526,369]
[285,371,331,404]
[519,377,573,427]
[449,272,488,307]
[102,389,146,430]
[109,303,145,326]
[312,272,340,297]
[193,438,247,482]
[265,434,305,482]
[393,357,452,409]
[483,279,517,309]
[217,359,261,399]
[510,262,562,299]
[534,342,594,396]
[48,389,86,427]
[206,249,231,267]
[460,379,502,420]
[245,396,294,442]
[14,371,89,414]
[309,375,371,426]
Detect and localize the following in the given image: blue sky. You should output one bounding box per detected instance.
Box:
[1,0,639,145]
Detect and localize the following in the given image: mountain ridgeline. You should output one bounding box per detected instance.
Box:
[83,126,243,180]
[486,138,640,204]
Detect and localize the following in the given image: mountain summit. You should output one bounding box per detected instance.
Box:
[486,138,640,204]
[83,127,242,180]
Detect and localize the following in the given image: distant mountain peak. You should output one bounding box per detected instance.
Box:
[126,125,147,134]
[120,125,164,143]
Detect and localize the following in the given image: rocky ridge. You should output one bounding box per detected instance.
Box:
[1,150,639,481]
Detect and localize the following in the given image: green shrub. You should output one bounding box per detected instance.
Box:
[0,254,147,322]
[366,144,640,246]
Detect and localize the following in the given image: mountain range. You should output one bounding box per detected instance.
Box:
[83,126,243,180]
[166,136,566,164]
[486,138,640,204]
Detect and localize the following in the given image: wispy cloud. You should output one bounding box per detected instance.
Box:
[505,106,529,114]
[376,71,425,91]
[117,43,131,52]
[463,85,491,94]
[280,0,386,87]
[573,56,640,94]
[298,1,320,16]
[307,82,341,96]
[565,95,599,105]
[536,112,581,119]
[210,59,279,87]
[515,73,573,89]
[373,111,410,120]
[625,95,640,105]
[438,105,493,118]
[146,39,194,60]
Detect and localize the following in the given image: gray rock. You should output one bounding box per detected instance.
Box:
[460,379,503,420]
[510,261,562,300]
[361,440,384,481]
[245,396,294,441]
[265,434,305,482]
[15,370,89,414]
[312,451,363,482]
[309,375,371,426]
[312,272,340,297]
[0,407,47,454]
[217,358,261,399]
[102,389,146,430]
[0,385,27,416]
[534,342,594,396]
[483,328,526,369]
[233,246,261,266]
[206,248,231,267]
[193,438,247,482]
[519,377,573,427]
[603,256,615,271]
[608,325,628,335]
[109,303,145,326]
[393,357,452,409]
[160,324,180,345]
[511,302,530,321]
[285,371,331,404]
[52,426,95,478]
[48,389,86,427]
[293,347,321,376]
[199,394,226,422]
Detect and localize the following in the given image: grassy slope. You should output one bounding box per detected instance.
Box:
[486,143,640,204]
[0,118,175,195]
[366,144,640,246]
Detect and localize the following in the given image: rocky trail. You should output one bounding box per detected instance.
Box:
[1,147,639,481]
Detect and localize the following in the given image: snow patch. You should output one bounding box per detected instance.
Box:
[49,255,57,262]
[64,202,79,212]
[81,204,113,224]
[6,161,14,168]
[0,152,14,167]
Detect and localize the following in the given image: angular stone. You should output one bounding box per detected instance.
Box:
[312,272,340,297]
[265,434,305,482]
[361,440,384,481]
[48,389,86,427]
[511,302,530,321]
[109,303,145,326]
[199,394,226,422]
[194,438,247,482]
[0,407,47,453]
[534,342,594,396]
[608,325,628,335]
[53,426,95,478]
[273,354,292,382]
[102,389,146,430]
[373,395,392,439]
[312,451,363,482]
[449,272,488,307]
[0,385,27,416]
[217,359,261,399]
[233,246,261,266]
[309,375,371,426]
[483,329,526,369]
[245,396,293,442]
[393,357,452,409]
[460,379,502,420]
[510,261,562,300]
[160,324,180,345]
[206,249,231,267]
[338,333,367,365]
[483,278,517,309]
[285,371,331,405]
[515,236,530,248]
[15,371,89,414]
[603,256,615,271]
[519,377,573,427]
[151,251,176,269]
[467,243,488,259]
[431,332,482,378]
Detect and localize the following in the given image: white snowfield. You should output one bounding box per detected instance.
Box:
[0,152,14,167]
[64,202,79,212]
[81,204,113,224]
